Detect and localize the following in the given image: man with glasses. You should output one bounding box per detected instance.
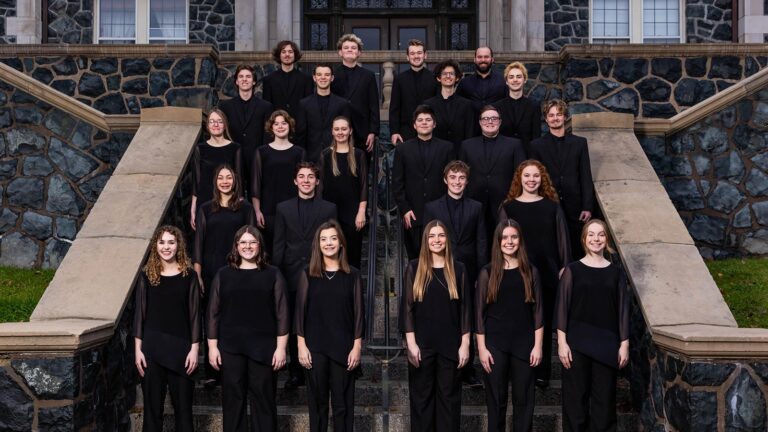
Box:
[424,60,476,155]
[389,39,439,145]
[460,105,525,246]
[457,47,507,134]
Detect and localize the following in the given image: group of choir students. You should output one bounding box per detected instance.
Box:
[132,33,631,432]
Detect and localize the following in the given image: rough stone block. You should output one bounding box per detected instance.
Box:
[11,357,79,399]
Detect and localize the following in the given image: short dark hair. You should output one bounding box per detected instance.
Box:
[407,39,425,53]
[313,63,334,75]
[295,161,320,178]
[272,40,302,63]
[227,225,268,268]
[412,104,436,123]
[443,160,470,178]
[476,46,494,57]
[479,104,499,119]
[265,109,295,135]
[433,59,463,80]
[235,64,255,80]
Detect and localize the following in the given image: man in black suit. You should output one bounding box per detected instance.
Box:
[530,99,594,258]
[295,64,353,161]
[456,47,507,134]
[389,39,438,145]
[273,162,338,388]
[424,60,476,155]
[262,40,314,121]
[219,64,274,189]
[460,105,526,245]
[424,160,486,388]
[493,62,542,155]
[392,104,455,259]
[332,33,380,153]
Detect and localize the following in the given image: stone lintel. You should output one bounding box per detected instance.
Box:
[0,319,113,353]
[653,324,768,359]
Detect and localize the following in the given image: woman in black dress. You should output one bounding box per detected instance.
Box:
[318,116,368,268]
[192,108,242,230]
[207,225,290,432]
[555,219,630,432]
[400,219,471,432]
[251,110,306,249]
[295,220,364,432]
[133,225,200,432]
[492,62,541,155]
[476,219,543,432]
[498,159,570,388]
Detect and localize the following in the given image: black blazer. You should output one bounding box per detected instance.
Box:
[218,95,274,155]
[295,93,353,162]
[424,94,476,154]
[262,68,314,119]
[389,68,439,140]
[332,65,380,148]
[272,197,338,286]
[391,137,454,224]
[530,133,594,221]
[423,195,488,279]
[459,134,526,217]
[492,96,541,155]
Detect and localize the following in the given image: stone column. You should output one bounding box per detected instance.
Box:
[526,0,545,51]
[381,61,395,111]
[6,0,42,43]
[488,0,503,52]
[276,0,292,44]
[510,0,527,51]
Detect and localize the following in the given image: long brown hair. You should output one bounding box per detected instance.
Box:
[308,220,351,277]
[143,225,191,286]
[580,219,616,258]
[211,164,243,212]
[413,220,458,302]
[487,219,535,304]
[504,159,559,204]
[206,108,233,142]
[227,225,268,268]
[328,116,358,177]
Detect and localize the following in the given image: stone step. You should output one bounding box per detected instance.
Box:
[130,405,638,432]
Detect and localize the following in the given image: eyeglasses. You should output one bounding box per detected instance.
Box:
[237,240,259,247]
[440,71,456,77]
[208,120,224,125]
[480,116,501,123]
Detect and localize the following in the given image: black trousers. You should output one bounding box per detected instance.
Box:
[142,359,194,432]
[305,352,356,432]
[460,271,478,381]
[404,223,424,260]
[482,347,535,432]
[286,289,302,380]
[534,285,555,382]
[200,287,221,381]
[220,351,277,432]
[408,354,461,432]
[562,350,617,432]
[340,220,363,269]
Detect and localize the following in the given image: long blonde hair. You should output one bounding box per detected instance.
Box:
[329,116,357,177]
[412,220,459,302]
[143,225,191,286]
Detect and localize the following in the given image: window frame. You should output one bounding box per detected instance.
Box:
[589,0,684,44]
[96,0,189,44]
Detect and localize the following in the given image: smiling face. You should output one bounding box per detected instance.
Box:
[500,226,520,258]
[156,231,178,264]
[414,113,436,137]
[479,108,501,137]
[332,118,352,143]
[545,105,566,131]
[427,225,447,255]
[444,170,468,196]
[216,168,234,195]
[235,69,255,93]
[338,41,361,63]
[319,227,341,259]
[207,112,225,137]
[583,221,608,256]
[237,232,260,261]
[520,164,542,195]
[313,66,334,90]
[506,67,525,93]
[437,65,458,88]
[474,47,493,74]
[271,115,290,139]
[406,44,426,69]
[294,167,319,197]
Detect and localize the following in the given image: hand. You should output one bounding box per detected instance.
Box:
[478,346,494,374]
[347,345,361,371]
[529,344,543,367]
[391,133,403,145]
[272,347,287,371]
[197,275,205,295]
[366,133,376,152]
[355,209,366,231]
[190,208,197,231]
[208,346,222,371]
[298,344,313,369]
[558,340,572,370]
[406,342,421,368]
[579,210,592,223]
[255,209,266,228]
[135,349,147,377]
[458,342,470,369]
[618,342,629,369]
[185,345,199,375]
[403,211,416,229]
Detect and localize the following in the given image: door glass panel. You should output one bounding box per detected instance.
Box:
[398,27,426,49]
[352,27,381,49]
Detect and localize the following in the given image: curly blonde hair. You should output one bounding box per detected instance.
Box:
[143,225,191,286]
[504,159,559,204]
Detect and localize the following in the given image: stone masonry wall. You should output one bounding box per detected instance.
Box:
[544,0,589,51]
[189,0,235,51]
[686,0,733,43]
[0,0,15,44]
[47,0,92,44]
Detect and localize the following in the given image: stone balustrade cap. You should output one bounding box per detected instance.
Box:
[0,318,113,352]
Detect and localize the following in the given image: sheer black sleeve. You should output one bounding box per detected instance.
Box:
[243,202,256,227]
[272,207,287,267]
[618,268,631,342]
[192,145,201,197]
[294,270,310,337]
[531,266,544,331]
[251,147,263,200]
[399,261,417,333]
[579,139,594,211]
[474,266,490,335]
[206,271,222,339]
[459,263,472,335]
[132,274,148,339]
[234,144,243,188]
[193,206,206,265]
[316,151,326,199]
[497,204,510,223]
[353,270,365,340]
[356,149,368,203]
[555,204,572,268]
[554,264,573,333]
[188,273,201,343]
[475,206,488,270]
[274,268,290,337]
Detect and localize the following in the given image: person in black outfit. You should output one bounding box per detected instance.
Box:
[134,225,200,432]
[219,64,274,189]
[456,47,507,134]
[207,226,290,432]
[251,110,306,249]
[389,39,438,145]
[296,64,354,162]
[498,160,571,389]
[262,40,314,120]
[296,220,365,432]
[424,60,475,155]
[332,34,380,153]
[191,108,242,230]
[318,117,368,268]
[555,219,630,432]
[392,104,454,259]
[530,99,594,259]
[423,160,486,388]
[400,219,471,432]
[492,62,541,155]
[460,105,526,246]
[475,219,544,432]
[273,162,338,389]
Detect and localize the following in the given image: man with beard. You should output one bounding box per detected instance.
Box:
[262,40,314,121]
[389,39,439,145]
[456,47,507,134]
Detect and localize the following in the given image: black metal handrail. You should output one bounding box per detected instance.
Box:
[364,140,380,340]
